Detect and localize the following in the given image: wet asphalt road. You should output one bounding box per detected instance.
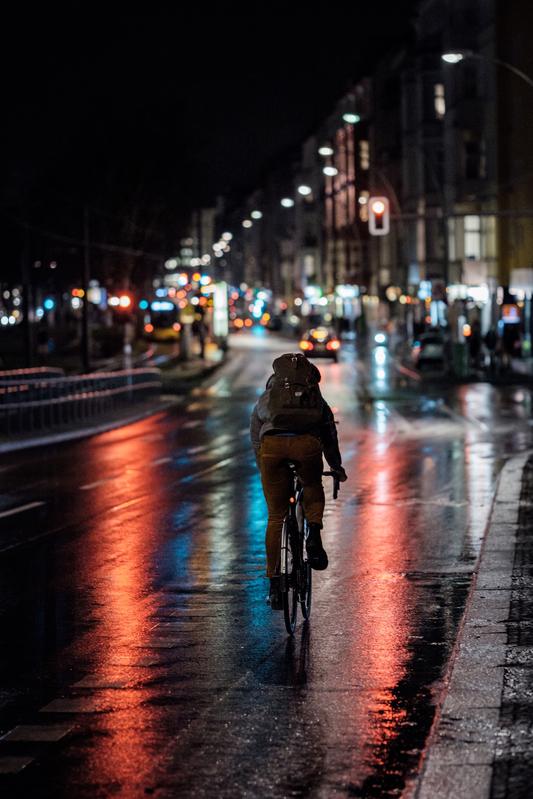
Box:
[0,329,532,798]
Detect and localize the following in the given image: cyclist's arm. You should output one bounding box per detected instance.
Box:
[320,400,343,470]
[250,405,262,464]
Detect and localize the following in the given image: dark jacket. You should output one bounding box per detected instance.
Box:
[250,378,343,469]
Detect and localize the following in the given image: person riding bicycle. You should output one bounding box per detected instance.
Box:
[250,353,347,609]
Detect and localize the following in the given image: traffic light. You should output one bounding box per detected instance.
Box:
[368,196,390,236]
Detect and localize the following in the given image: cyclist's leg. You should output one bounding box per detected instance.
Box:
[290,435,328,570]
[290,435,325,526]
[259,437,293,578]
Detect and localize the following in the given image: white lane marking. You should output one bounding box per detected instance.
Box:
[80,478,114,490]
[0,756,35,774]
[152,456,172,466]
[187,444,209,454]
[0,501,45,520]
[110,495,147,513]
[180,456,234,483]
[441,403,489,432]
[1,724,73,743]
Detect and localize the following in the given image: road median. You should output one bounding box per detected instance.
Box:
[0,352,227,454]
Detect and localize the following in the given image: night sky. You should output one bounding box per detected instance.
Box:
[3,2,418,259]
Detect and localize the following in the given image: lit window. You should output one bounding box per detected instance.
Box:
[434,84,445,119]
[464,215,481,260]
[359,140,370,170]
[359,190,369,222]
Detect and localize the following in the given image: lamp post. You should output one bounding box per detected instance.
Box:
[442,50,533,89]
[442,49,533,350]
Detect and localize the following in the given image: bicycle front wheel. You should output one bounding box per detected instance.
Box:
[300,539,312,621]
[281,518,298,635]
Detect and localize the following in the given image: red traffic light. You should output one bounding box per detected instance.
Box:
[368,196,390,236]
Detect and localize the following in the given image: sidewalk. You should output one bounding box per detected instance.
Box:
[414,452,533,799]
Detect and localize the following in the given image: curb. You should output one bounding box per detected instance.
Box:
[0,399,181,454]
[412,450,533,799]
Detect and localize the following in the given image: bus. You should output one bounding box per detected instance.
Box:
[143,300,181,341]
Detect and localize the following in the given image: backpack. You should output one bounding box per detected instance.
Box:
[266,354,323,432]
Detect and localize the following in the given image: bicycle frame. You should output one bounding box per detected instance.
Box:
[280,474,305,590]
[280,468,339,635]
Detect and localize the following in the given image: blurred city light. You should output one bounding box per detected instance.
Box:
[318,146,334,156]
[323,166,338,176]
[297,185,312,196]
[251,210,262,219]
[281,198,294,208]
[343,113,360,124]
[442,52,465,64]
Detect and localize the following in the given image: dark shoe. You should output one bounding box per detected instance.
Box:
[267,576,283,610]
[306,523,328,570]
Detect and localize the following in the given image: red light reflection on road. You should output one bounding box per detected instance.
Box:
[347,438,413,749]
[76,424,166,790]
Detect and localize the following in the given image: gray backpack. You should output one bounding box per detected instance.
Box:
[266,354,323,432]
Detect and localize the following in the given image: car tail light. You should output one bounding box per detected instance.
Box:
[300,340,314,351]
[326,340,340,350]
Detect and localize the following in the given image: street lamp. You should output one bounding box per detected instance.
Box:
[297,185,312,196]
[318,145,334,156]
[442,49,533,89]
[342,112,360,124]
[281,198,294,208]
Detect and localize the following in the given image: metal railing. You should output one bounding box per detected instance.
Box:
[0,367,65,381]
[0,368,162,437]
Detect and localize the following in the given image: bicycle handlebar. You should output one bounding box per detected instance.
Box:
[323,471,340,500]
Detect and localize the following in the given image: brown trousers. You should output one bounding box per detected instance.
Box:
[259,433,325,577]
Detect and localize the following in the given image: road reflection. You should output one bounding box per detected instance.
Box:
[76,431,165,790]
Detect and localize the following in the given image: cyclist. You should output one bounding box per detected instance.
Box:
[250,353,347,608]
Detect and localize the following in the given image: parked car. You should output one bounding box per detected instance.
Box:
[412,332,446,371]
[299,327,341,362]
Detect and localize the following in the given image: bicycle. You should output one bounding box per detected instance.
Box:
[280,468,340,635]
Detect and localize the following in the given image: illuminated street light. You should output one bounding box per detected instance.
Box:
[165,258,178,269]
[318,145,334,156]
[281,198,294,208]
[242,219,253,228]
[343,113,360,124]
[323,166,338,176]
[251,210,262,219]
[441,52,465,64]
[442,49,533,89]
[222,232,233,241]
[297,185,312,196]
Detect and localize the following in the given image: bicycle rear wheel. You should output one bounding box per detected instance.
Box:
[281,518,298,635]
[300,523,312,620]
